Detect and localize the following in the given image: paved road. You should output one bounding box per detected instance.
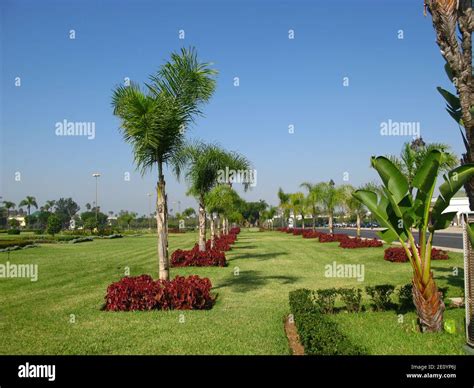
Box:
[314,228,463,250]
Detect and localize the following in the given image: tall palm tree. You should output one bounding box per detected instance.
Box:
[277,188,290,227]
[19,196,38,216]
[426,0,474,209]
[2,201,15,218]
[300,182,321,230]
[112,47,216,280]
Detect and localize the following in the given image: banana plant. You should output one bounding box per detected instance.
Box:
[353,150,474,332]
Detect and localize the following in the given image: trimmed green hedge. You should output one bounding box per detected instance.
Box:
[289,289,366,355]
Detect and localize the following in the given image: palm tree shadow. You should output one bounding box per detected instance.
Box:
[214,270,299,293]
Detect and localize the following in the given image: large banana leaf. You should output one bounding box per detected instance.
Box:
[412,150,442,227]
[370,156,409,205]
[352,190,406,243]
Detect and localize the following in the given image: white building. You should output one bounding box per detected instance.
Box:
[431,196,473,226]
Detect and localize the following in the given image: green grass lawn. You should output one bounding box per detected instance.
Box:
[0,229,467,355]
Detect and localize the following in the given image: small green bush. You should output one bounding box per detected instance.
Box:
[289,289,366,355]
[69,237,94,244]
[7,229,21,235]
[366,284,395,311]
[338,288,363,313]
[313,288,338,314]
[397,283,415,312]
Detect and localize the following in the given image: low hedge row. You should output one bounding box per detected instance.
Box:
[289,289,366,355]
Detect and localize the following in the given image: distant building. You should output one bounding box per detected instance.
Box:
[8,216,26,227]
[431,196,473,226]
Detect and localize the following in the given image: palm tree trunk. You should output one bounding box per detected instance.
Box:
[156,163,169,281]
[312,212,316,231]
[210,213,216,249]
[356,213,361,238]
[329,213,333,234]
[301,215,305,229]
[216,215,221,238]
[412,274,445,332]
[198,196,206,252]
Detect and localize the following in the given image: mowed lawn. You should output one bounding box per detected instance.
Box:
[0,229,467,355]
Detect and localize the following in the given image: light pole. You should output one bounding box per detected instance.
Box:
[92,173,101,221]
[147,193,152,231]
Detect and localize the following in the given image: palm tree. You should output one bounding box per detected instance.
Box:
[277,188,290,227]
[300,182,321,230]
[44,200,56,213]
[344,185,366,237]
[19,196,38,216]
[315,180,348,234]
[261,206,278,230]
[387,139,458,194]
[206,185,240,247]
[288,192,305,229]
[182,142,250,250]
[112,47,216,280]
[2,201,15,218]
[426,0,474,209]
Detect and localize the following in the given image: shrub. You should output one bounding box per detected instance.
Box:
[384,247,449,263]
[313,288,338,314]
[7,229,20,235]
[289,289,366,355]
[397,283,415,312]
[366,284,395,311]
[338,288,363,313]
[171,245,227,267]
[69,237,94,244]
[105,275,216,311]
[47,215,62,236]
[339,237,383,249]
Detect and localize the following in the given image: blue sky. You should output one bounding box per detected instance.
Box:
[0,0,461,215]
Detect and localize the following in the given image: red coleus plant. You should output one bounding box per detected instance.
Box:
[171,245,227,267]
[318,233,350,243]
[301,230,323,239]
[339,237,383,249]
[105,275,216,311]
[384,246,449,263]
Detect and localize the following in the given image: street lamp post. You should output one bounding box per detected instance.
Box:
[92,173,101,221]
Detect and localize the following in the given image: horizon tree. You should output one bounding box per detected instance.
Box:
[2,201,15,218]
[300,182,321,230]
[19,196,38,216]
[112,47,216,280]
[315,180,348,234]
[277,188,290,227]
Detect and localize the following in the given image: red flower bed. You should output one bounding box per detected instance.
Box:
[384,247,449,263]
[292,228,305,235]
[276,227,288,232]
[318,233,350,243]
[339,237,383,249]
[302,230,323,239]
[229,227,241,235]
[171,245,227,267]
[105,274,216,311]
